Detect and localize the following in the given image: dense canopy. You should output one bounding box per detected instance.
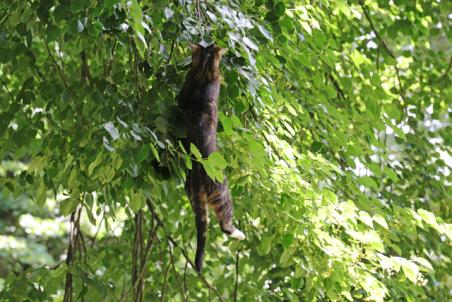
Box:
[0,0,451,301]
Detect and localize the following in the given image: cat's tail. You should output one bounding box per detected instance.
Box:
[194,202,207,273]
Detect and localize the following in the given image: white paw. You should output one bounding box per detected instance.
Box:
[230,229,245,240]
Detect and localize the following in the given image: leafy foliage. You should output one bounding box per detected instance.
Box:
[0,0,451,301]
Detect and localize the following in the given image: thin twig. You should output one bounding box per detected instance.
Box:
[119,220,158,302]
[78,231,88,264]
[105,40,117,77]
[90,216,105,248]
[168,242,187,301]
[46,43,69,88]
[249,108,287,164]
[359,0,406,103]
[80,51,91,82]
[359,1,394,58]
[183,261,189,298]
[376,40,381,71]
[63,206,82,302]
[160,261,171,302]
[34,64,46,81]
[167,38,177,64]
[132,211,144,302]
[233,248,241,302]
[0,78,14,100]
[27,262,64,275]
[439,56,452,83]
[328,74,346,100]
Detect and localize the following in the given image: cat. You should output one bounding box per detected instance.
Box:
[178,43,245,272]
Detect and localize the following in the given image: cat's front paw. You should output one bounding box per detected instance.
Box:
[230,229,245,240]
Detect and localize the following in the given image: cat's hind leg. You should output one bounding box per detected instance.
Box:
[207,186,245,241]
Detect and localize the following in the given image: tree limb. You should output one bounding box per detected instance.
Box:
[80,51,91,83]
[63,206,82,302]
[233,248,241,302]
[359,0,407,103]
[0,78,14,101]
[439,56,452,83]
[145,199,225,302]
[46,43,69,89]
[160,260,171,302]
[168,243,187,302]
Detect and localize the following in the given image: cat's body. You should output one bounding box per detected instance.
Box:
[178,44,245,272]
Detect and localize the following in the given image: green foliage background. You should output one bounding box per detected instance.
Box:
[0,0,451,301]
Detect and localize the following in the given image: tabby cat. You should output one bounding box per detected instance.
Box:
[178,43,245,272]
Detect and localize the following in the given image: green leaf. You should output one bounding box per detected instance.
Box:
[154,117,168,134]
[85,207,97,226]
[258,236,272,255]
[36,179,47,207]
[300,21,312,35]
[418,209,441,232]
[104,122,119,140]
[401,260,419,283]
[185,155,192,170]
[28,156,45,172]
[384,167,398,181]
[243,37,259,51]
[129,190,145,212]
[281,233,294,249]
[247,139,265,157]
[219,113,233,135]
[46,25,60,42]
[190,143,202,160]
[71,0,88,11]
[136,144,151,164]
[76,19,84,33]
[130,0,142,22]
[60,197,79,216]
[411,257,434,273]
[358,176,378,189]
[68,168,78,188]
[134,32,147,59]
[322,189,338,204]
[207,152,227,169]
[258,24,273,41]
[373,214,389,229]
[279,249,292,267]
[359,211,374,228]
[150,144,160,162]
[202,161,224,183]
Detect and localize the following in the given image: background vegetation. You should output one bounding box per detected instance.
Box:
[0,0,451,301]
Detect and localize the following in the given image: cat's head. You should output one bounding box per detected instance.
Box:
[190,43,227,81]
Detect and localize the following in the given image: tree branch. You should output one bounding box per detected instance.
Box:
[249,108,288,164]
[0,77,14,101]
[160,260,171,302]
[359,0,407,103]
[80,51,91,83]
[233,248,241,302]
[119,220,158,302]
[183,261,189,299]
[328,74,346,100]
[63,206,82,302]
[439,56,452,83]
[132,210,144,302]
[145,200,225,302]
[104,40,117,77]
[46,43,69,89]
[168,243,187,302]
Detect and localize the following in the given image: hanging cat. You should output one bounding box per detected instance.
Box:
[178,43,245,272]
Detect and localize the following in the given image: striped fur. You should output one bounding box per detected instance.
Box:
[178,43,245,272]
